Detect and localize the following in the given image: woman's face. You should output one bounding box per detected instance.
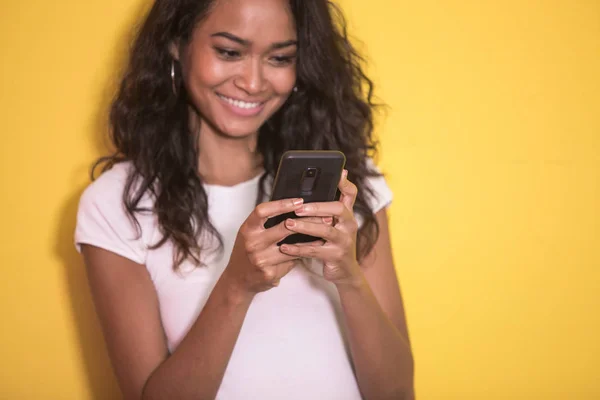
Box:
[176,0,297,138]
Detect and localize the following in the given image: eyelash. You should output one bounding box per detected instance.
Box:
[214,47,296,66]
[270,55,296,66]
[215,48,241,59]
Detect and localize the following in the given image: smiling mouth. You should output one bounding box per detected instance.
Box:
[216,93,264,109]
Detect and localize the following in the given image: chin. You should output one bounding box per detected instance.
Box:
[216,121,263,139]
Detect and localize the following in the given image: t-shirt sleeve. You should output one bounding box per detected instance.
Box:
[363,158,394,214]
[74,173,147,264]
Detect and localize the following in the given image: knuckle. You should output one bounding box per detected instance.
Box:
[342,235,354,249]
[348,182,358,195]
[282,198,295,208]
[334,247,346,260]
[262,268,276,282]
[255,204,268,218]
[240,225,252,240]
[244,239,260,253]
[248,252,262,267]
[256,257,269,269]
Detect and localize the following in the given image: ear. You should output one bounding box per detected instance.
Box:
[169,40,180,61]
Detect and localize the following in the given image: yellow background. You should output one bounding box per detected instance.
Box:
[1,0,598,398]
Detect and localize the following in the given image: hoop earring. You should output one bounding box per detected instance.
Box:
[171,60,177,96]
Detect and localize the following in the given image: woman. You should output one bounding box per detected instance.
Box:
[75,0,414,399]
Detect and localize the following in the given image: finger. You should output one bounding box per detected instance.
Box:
[257,220,295,249]
[284,218,341,243]
[267,260,297,287]
[297,216,334,225]
[295,240,326,247]
[255,216,333,251]
[294,201,353,222]
[250,245,299,269]
[338,169,358,210]
[253,215,335,253]
[279,243,332,260]
[248,198,304,228]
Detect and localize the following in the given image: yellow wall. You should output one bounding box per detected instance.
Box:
[1,0,598,398]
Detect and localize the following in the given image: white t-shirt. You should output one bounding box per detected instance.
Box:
[74,160,393,400]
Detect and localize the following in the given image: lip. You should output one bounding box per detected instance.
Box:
[216,93,266,117]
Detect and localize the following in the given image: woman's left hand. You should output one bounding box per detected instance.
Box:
[279,169,363,287]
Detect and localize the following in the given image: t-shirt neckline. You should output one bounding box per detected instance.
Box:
[202,172,264,191]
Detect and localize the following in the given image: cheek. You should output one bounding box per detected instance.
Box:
[197,64,224,91]
[185,50,228,92]
[269,66,297,95]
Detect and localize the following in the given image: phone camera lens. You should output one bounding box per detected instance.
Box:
[307,169,316,177]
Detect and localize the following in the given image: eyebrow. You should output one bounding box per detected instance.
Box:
[211,32,298,50]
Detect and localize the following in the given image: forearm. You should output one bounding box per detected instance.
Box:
[338,277,414,400]
[142,272,254,400]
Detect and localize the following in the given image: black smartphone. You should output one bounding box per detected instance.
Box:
[264,150,346,245]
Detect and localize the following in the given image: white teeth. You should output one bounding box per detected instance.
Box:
[219,94,261,109]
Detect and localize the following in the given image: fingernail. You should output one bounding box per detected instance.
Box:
[286,219,296,228]
[323,217,333,224]
[343,170,348,180]
[293,198,304,206]
[280,244,290,252]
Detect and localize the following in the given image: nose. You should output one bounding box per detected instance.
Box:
[234,58,266,95]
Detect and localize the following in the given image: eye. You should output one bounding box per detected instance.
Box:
[214,47,241,60]
[269,55,296,67]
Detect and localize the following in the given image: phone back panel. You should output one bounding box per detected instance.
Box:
[265,151,346,244]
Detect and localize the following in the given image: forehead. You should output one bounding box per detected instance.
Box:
[199,0,296,41]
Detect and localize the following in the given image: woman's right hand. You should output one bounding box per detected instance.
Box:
[222,197,306,297]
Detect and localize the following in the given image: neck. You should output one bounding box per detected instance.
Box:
[195,118,263,186]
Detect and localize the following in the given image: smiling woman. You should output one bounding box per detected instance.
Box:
[74,0,414,399]
[172,1,298,136]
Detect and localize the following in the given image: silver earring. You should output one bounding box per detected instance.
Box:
[293,86,298,93]
[171,60,177,95]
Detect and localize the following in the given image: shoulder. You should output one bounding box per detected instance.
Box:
[80,161,134,204]
[362,158,393,214]
[75,161,154,264]
[79,161,155,212]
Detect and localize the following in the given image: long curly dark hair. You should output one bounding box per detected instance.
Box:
[95,0,384,268]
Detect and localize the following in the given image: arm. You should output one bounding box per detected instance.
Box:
[82,245,253,400]
[280,170,414,399]
[337,209,414,400]
[81,198,306,400]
